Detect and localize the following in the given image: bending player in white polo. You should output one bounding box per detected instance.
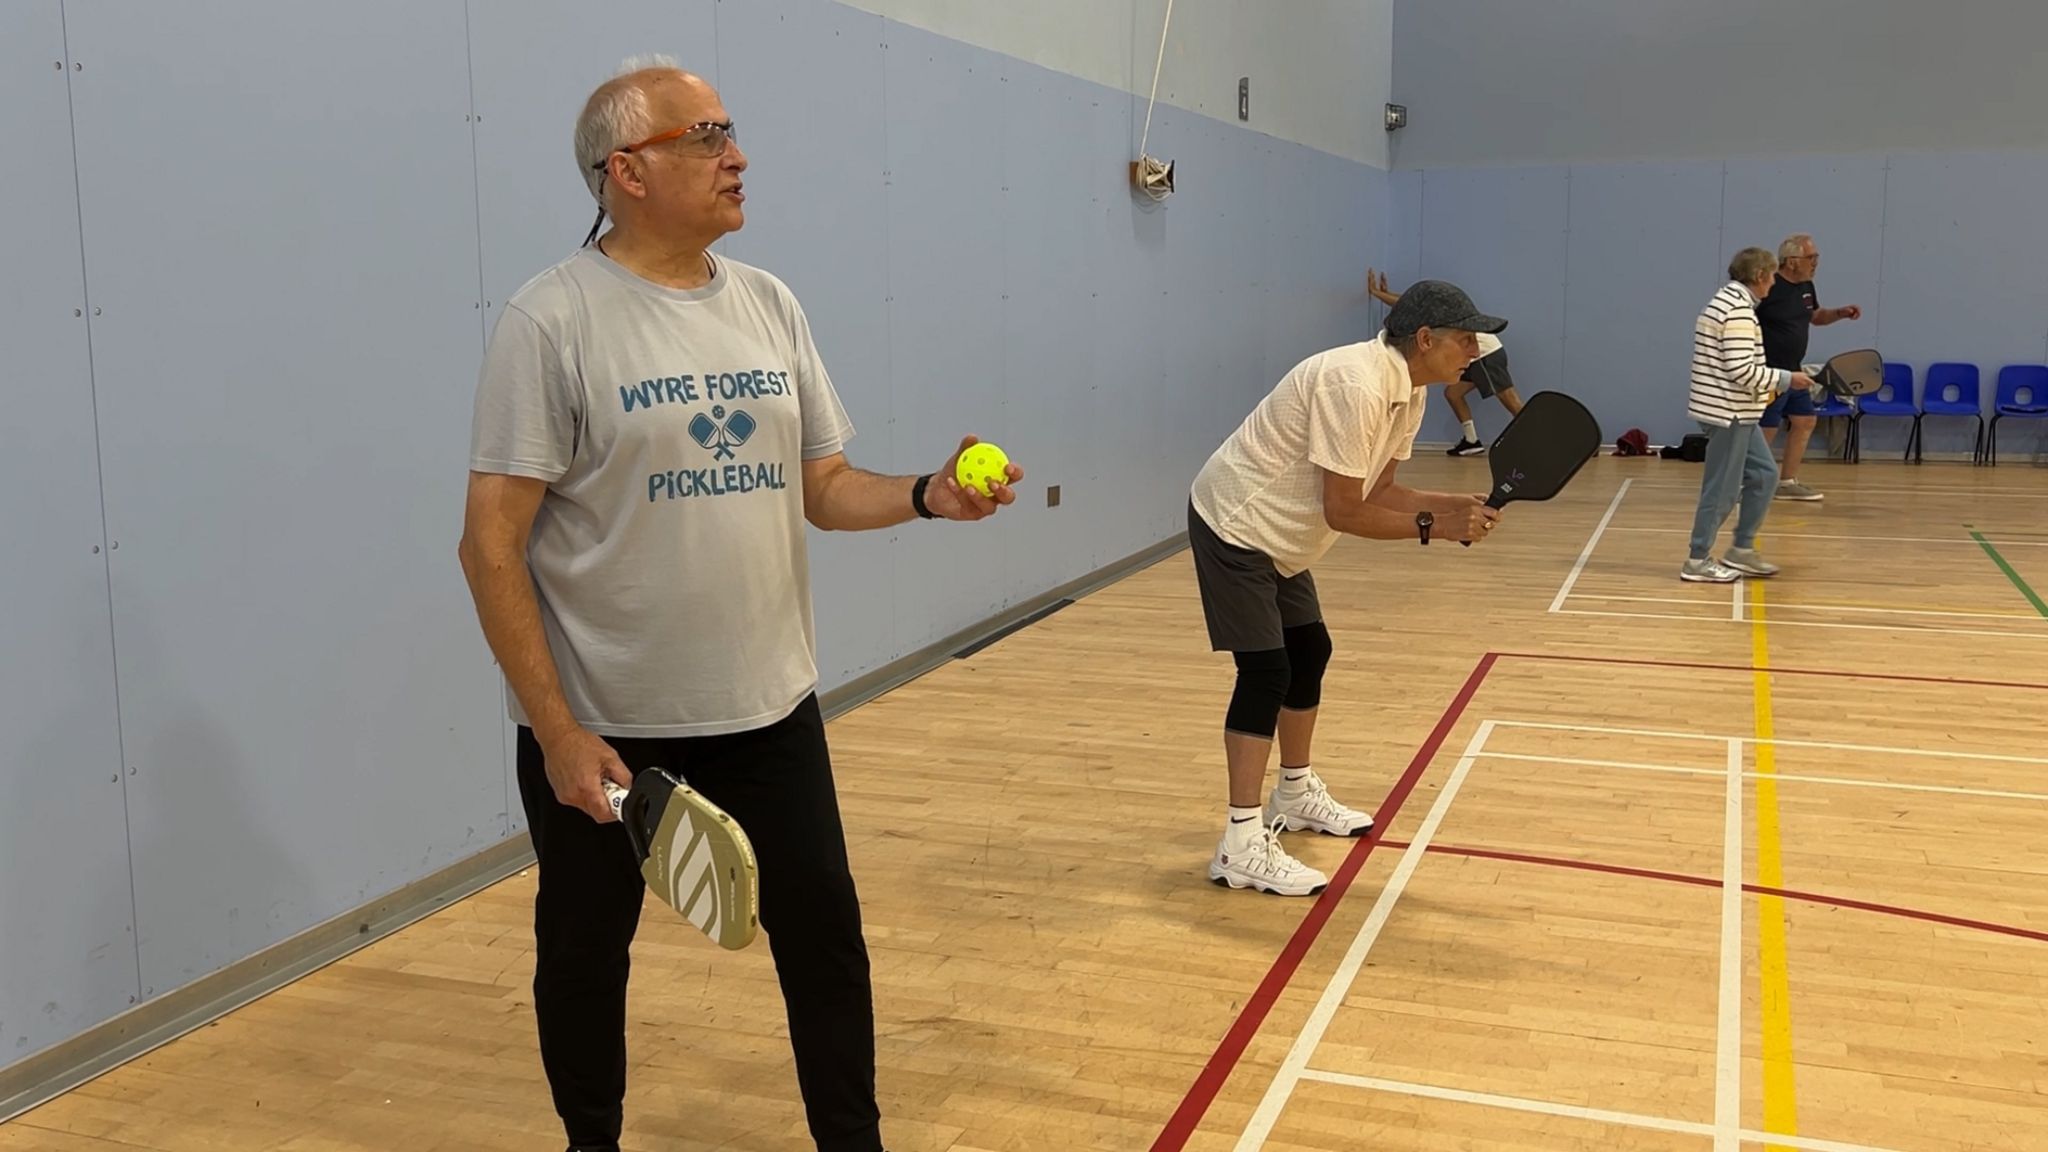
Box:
[1186,281,1508,896]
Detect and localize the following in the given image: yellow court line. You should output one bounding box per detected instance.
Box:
[1750,583,1799,1148]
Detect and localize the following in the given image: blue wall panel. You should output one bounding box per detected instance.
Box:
[1194,114,1274,496]
[1878,150,2048,457]
[1560,162,1729,444]
[1140,104,1204,544]
[716,0,897,685]
[880,24,1011,653]
[1083,101,1150,571]
[0,0,140,1065]
[63,0,508,997]
[1384,169,1425,304]
[1263,142,1382,403]
[1414,165,1571,444]
[1406,148,2048,455]
[1259,139,1328,395]
[999,54,1103,605]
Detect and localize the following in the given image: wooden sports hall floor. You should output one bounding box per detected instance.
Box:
[6,453,2046,1152]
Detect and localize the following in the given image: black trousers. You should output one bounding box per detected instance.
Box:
[515,694,880,1152]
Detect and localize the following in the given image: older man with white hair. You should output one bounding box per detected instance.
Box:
[458,57,1020,1152]
[1756,232,1861,501]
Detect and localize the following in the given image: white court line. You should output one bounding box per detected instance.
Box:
[1715,739,1742,1152]
[1297,1069,1714,1140]
[1555,605,2048,642]
[1762,770,2048,804]
[1291,1070,1910,1152]
[1604,525,2048,547]
[1490,719,2048,767]
[1549,479,1632,613]
[1554,593,1726,615]
[1477,750,1722,776]
[1475,750,2048,804]
[1230,720,1494,1152]
[1731,578,1745,622]
[1569,593,2044,623]
[1481,749,2048,802]
[1620,480,2048,499]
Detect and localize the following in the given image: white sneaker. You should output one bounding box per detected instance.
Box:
[1680,557,1741,583]
[1209,818,1329,897]
[1721,547,1780,577]
[1265,769,1375,837]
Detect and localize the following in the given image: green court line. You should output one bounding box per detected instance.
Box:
[1967,526,2048,618]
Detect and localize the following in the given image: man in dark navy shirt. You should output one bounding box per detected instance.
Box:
[1757,233,1860,502]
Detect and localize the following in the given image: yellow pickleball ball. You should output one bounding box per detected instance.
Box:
[955,442,1010,498]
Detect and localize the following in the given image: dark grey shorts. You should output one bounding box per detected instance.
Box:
[1461,347,1514,400]
[1187,501,1322,653]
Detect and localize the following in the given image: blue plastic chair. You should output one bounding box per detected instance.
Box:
[1849,362,1919,462]
[1986,364,2048,465]
[1918,362,1985,464]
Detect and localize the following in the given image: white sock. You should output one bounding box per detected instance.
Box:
[1224,806,1264,850]
[1278,765,1313,798]
[1460,420,1478,442]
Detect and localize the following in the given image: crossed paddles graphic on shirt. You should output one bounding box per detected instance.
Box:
[689,405,756,460]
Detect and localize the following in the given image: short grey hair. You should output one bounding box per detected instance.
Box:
[574,54,682,206]
[1729,246,1779,286]
[1778,233,1814,261]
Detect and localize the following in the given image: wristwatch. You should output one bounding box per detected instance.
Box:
[1415,510,1434,545]
[910,473,939,519]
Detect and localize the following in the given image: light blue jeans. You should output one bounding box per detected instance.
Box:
[1688,420,1780,560]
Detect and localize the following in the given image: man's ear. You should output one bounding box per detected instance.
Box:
[606,154,649,202]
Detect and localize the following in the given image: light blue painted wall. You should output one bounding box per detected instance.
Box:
[1388,0,2048,458]
[59,0,512,1011]
[0,0,139,1065]
[1399,154,2048,456]
[0,0,1391,1066]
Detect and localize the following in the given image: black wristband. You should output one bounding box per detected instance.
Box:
[910,473,939,519]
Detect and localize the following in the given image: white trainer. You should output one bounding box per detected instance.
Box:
[1265,769,1375,837]
[1680,557,1742,583]
[1209,818,1330,897]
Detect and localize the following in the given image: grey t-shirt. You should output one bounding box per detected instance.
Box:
[469,246,854,738]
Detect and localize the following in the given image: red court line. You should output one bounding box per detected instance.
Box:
[1146,652,1497,1152]
[1492,650,2048,692]
[1383,840,2048,945]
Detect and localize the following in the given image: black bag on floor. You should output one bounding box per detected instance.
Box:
[1660,433,1709,462]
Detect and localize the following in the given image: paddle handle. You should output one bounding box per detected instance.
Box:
[1458,491,1507,547]
[602,779,627,819]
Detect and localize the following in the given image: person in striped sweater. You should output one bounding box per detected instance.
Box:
[1682,247,1817,583]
